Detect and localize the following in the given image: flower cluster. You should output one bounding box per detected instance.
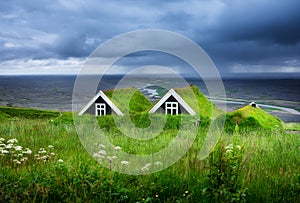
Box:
[34,145,56,162]
[92,143,164,173]
[141,163,152,172]
[225,143,242,154]
[92,143,129,169]
[141,161,163,173]
[0,137,62,165]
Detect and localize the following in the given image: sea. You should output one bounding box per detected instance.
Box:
[0,75,299,122]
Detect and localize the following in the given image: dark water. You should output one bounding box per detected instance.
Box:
[0,75,299,122]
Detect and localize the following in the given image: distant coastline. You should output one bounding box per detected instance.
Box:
[0,75,299,122]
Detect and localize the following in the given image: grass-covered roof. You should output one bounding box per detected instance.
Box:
[174,85,223,118]
[227,105,283,130]
[104,87,153,114]
[105,85,222,118]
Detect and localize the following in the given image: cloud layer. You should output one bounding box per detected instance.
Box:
[0,0,300,76]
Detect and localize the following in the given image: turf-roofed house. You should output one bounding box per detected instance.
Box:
[149,85,220,118]
[227,102,283,130]
[79,85,220,118]
[149,88,196,115]
[78,90,123,116]
[78,85,219,118]
[78,88,152,116]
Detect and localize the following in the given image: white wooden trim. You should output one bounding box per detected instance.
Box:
[78,90,124,116]
[149,89,196,115]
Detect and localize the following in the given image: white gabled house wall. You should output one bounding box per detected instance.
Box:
[78,90,123,116]
[149,89,196,115]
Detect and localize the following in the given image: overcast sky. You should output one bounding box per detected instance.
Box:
[0,0,300,77]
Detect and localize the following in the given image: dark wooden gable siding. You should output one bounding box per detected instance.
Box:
[155,95,189,114]
[85,96,112,115]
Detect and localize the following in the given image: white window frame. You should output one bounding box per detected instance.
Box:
[95,103,106,116]
[165,102,178,115]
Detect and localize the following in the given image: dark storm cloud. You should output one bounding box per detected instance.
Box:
[0,0,299,75]
[159,11,193,30]
[212,0,300,45]
[193,0,300,74]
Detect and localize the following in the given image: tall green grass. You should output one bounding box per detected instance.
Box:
[0,109,299,202]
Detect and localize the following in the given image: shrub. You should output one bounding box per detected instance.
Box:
[203,137,250,202]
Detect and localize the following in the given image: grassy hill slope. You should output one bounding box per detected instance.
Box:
[227,105,283,130]
[0,110,10,121]
[0,106,73,125]
[0,106,298,202]
[0,106,60,120]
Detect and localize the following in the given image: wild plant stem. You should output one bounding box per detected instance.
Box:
[109,160,112,203]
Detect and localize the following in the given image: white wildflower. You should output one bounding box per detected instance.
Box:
[20,157,28,162]
[38,148,47,154]
[0,138,5,142]
[121,160,129,166]
[98,144,106,149]
[236,145,241,150]
[154,161,163,166]
[7,138,18,144]
[98,150,107,155]
[226,149,233,154]
[0,143,5,147]
[1,149,9,154]
[141,163,151,172]
[14,146,22,151]
[48,145,54,149]
[93,153,105,159]
[225,144,234,150]
[23,148,32,154]
[17,153,23,157]
[107,156,118,161]
[13,159,21,164]
[5,144,13,149]
[114,146,122,151]
[41,155,49,160]
[57,159,64,163]
[50,152,55,156]
[141,166,150,172]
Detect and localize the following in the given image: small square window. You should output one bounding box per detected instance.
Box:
[95,103,106,116]
[165,102,178,115]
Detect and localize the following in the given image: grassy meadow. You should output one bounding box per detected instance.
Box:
[0,106,299,202]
